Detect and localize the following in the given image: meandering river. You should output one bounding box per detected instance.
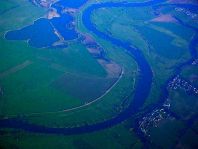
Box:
[1,0,197,139]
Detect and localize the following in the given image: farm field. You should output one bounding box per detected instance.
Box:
[0,0,198,149]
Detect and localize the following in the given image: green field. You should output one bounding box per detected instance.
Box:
[91,5,193,108]
[0,0,198,148]
[0,0,138,129]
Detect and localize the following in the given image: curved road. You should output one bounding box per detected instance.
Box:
[0,0,173,135]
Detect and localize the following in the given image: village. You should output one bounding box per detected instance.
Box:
[168,75,198,95]
[138,107,173,136]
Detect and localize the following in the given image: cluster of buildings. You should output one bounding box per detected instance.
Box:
[138,108,172,136]
[175,7,197,19]
[168,75,198,95]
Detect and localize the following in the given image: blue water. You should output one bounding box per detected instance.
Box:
[52,0,88,14]
[5,1,82,48]
[51,14,78,40]
[53,0,88,8]
[5,18,59,48]
[1,0,197,137]
[5,15,78,48]
[0,0,164,134]
[133,9,198,146]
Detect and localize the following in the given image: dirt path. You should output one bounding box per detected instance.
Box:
[0,60,32,79]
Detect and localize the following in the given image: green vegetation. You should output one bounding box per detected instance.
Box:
[0,0,46,34]
[168,64,198,120]
[169,89,198,120]
[0,0,17,14]
[178,129,198,149]
[91,5,193,107]
[0,0,111,119]
[0,0,197,149]
[149,119,184,149]
[181,65,198,86]
[0,0,138,128]
[0,121,142,149]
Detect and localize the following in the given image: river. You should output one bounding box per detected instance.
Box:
[0,0,197,140]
